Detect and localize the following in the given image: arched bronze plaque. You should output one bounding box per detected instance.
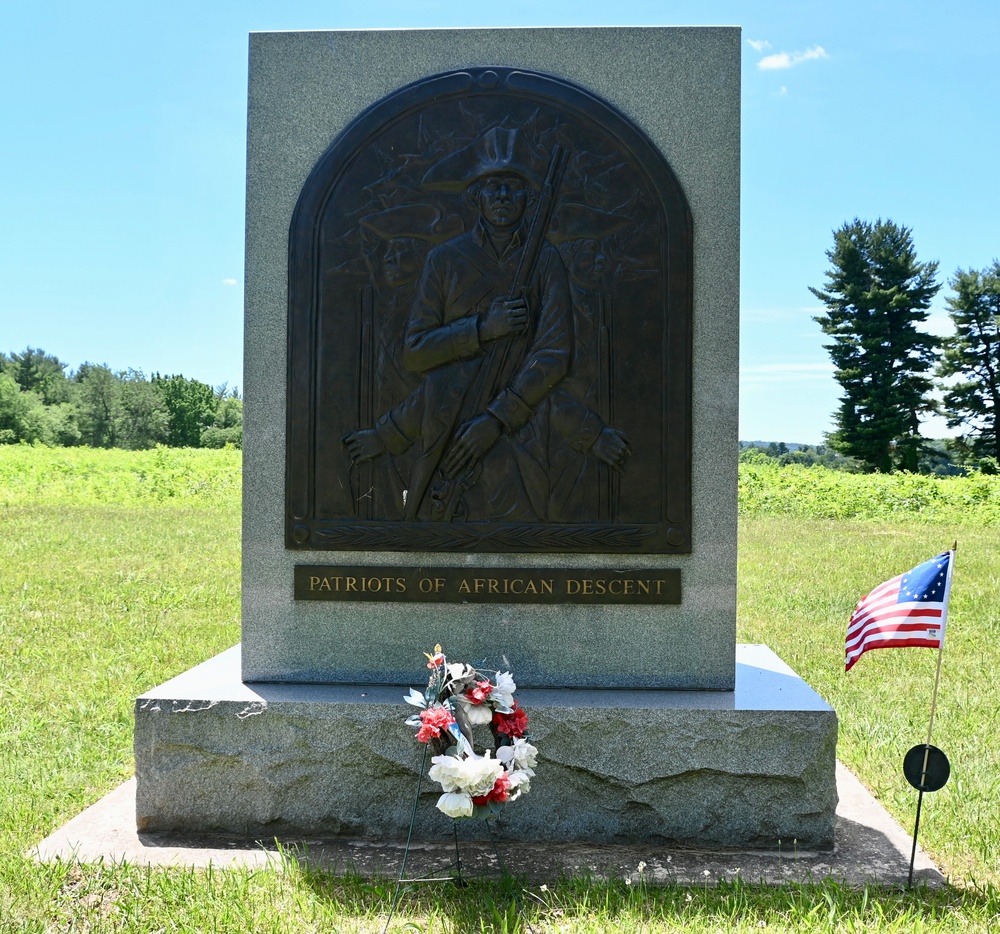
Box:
[286,67,691,553]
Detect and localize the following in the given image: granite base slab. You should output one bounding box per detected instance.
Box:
[134,644,837,848]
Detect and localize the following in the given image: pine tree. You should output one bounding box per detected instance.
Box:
[810,219,941,472]
[938,261,1000,462]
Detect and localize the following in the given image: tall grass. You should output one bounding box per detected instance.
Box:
[0,445,241,507]
[740,461,1000,524]
[2,448,999,931]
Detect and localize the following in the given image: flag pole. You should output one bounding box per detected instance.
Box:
[907,542,956,888]
[924,540,956,753]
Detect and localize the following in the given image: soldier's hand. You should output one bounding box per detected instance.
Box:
[342,429,386,464]
[443,414,503,476]
[479,297,529,342]
[591,427,631,472]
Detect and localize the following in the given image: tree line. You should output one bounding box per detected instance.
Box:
[811,219,1000,473]
[0,348,242,449]
[737,439,972,477]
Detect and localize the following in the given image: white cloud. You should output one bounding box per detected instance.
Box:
[222,278,238,286]
[758,45,829,71]
[777,86,788,97]
[747,38,771,53]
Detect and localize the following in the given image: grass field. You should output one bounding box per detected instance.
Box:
[1,447,999,932]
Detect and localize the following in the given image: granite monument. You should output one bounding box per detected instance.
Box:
[134,26,838,848]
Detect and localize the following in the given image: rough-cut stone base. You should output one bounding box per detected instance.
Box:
[134,644,837,848]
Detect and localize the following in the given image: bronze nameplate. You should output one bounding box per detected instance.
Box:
[286,67,692,554]
[295,566,680,605]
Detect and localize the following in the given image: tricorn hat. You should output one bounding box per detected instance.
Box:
[358,204,464,243]
[546,202,631,245]
[422,127,542,192]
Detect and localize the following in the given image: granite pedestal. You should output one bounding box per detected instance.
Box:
[135,644,837,847]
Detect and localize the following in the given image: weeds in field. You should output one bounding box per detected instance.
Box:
[0,445,240,507]
[740,462,1000,524]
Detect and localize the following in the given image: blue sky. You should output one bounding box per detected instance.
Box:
[2,1,998,443]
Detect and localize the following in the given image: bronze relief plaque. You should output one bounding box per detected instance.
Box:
[286,67,692,553]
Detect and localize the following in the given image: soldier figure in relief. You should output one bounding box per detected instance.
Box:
[343,126,630,522]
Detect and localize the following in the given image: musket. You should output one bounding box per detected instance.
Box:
[507,144,569,299]
[355,284,374,519]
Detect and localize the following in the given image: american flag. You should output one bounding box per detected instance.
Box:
[845,551,953,672]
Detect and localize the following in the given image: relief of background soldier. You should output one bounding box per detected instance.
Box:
[341,122,649,524]
[348,204,462,519]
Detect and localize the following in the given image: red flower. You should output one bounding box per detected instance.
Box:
[415,705,455,743]
[493,701,528,738]
[465,680,493,705]
[472,770,510,805]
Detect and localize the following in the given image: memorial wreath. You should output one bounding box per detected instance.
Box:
[404,645,537,819]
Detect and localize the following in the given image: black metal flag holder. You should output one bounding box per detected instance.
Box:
[381,744,536,934]
[902,543,955,889]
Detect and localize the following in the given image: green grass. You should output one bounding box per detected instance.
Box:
[738,518,1000,885]
[2,448,1000,931]
[4,866,1000,933]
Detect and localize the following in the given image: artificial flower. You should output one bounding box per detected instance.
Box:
[447,662,476,684]
[494,701,528,738]
[491,671,516,710]
[459,754,504,796]
[506,769,532,800]
[415,705,455,743]
[511,737,538,771]
[436,792,474,818]
[496,737,538,775]
[472,770,510,805]
[427,755,465,792]
[465,680,493,704]
[428,753,503,796]
[456,695,494,725]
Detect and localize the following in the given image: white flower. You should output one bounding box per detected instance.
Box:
[512,738,537,771]
[506,769,532,800]
[428,755,466,792]
[494,671,516,693]
[428,753,503,796]
[436,792,474,818]
[461,754,504,796]
[497,738,537,776]
[491,671,516,710]
[456,695,494,725]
